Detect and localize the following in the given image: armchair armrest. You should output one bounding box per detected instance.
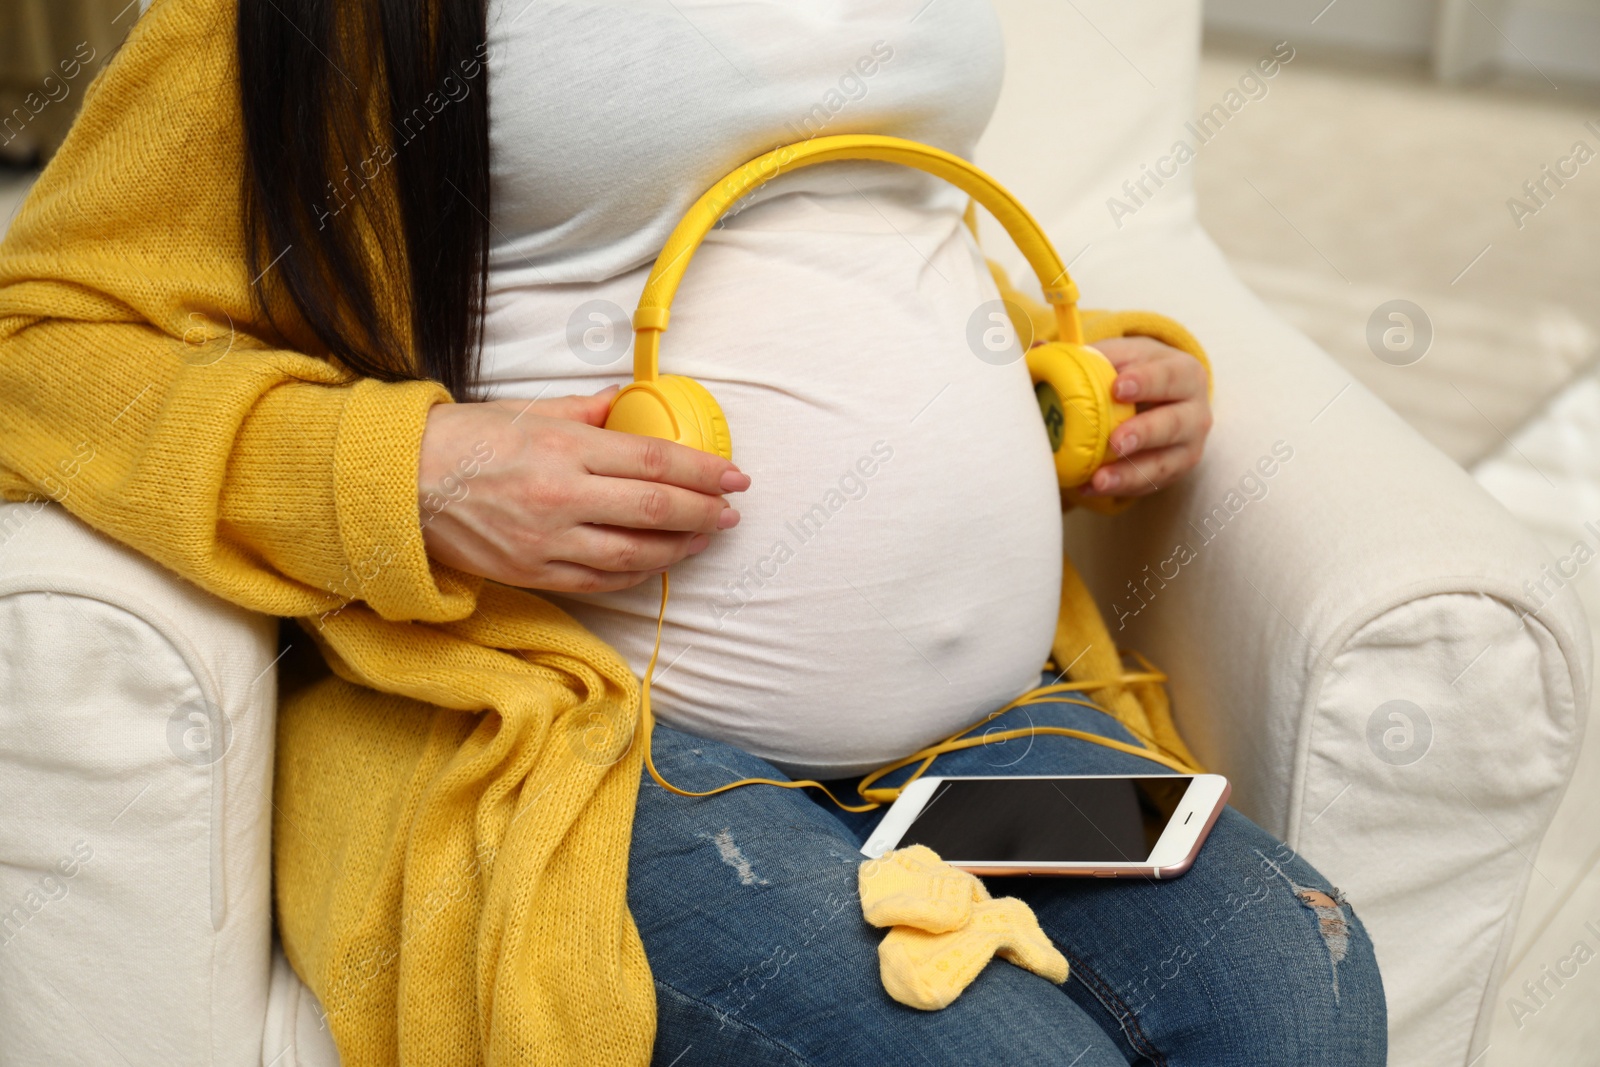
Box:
[1060,223,1591,1067]
[0,501,283,1065]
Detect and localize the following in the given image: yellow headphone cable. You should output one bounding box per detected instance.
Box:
[635,575,1198,813]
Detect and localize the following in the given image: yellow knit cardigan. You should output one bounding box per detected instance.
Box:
[0,1,1199,1062]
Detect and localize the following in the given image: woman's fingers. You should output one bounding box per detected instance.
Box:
[577,425,747,532]
[554,525,713,576]
[1111,348,1208,405]
[582,477,739,534]
[1108,398,1212,458]
[581,424,750,496]
[1086,442,1199,497]
[1079,336,1213,498]
[1093,336,1206,404]
[1095,335,1165,367]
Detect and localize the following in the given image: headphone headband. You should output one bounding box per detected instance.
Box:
[629,134,1085,382]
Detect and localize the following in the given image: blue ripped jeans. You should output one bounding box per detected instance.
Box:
[628,676,1387,1066]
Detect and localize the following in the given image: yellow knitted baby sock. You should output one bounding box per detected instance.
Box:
[859,844,985,933]
[859,846,1069,1011]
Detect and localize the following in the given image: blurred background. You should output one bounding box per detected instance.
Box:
[2,0,1597,1063]
[0,0,129,167]
[1189,9,1600,1061]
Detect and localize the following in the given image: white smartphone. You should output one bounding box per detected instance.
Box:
[859,774,1231,879]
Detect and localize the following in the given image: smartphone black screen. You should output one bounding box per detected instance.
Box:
[895,777,1192,863]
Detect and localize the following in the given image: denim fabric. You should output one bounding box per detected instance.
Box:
[629,677,1387,1065]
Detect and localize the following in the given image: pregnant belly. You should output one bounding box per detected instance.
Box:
[480,189,1066,778]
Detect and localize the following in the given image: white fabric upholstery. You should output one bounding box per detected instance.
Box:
[977,2,1591,1064]
[0,501,334,1065]
[1473,368,1600,1064]
[265,942,342,1067]
[0,2,1587,1065]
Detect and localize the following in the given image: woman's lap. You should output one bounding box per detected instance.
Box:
[628,688,1386,1066]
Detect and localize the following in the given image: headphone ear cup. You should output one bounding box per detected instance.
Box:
[1025,342,1134,488]
[603,375,733,461]
[658,374,732,460]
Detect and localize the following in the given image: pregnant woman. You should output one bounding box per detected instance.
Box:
[0,0,1384,1063]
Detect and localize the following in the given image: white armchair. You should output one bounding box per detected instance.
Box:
[0,2,1587,1066]
[976,3,1591,1065]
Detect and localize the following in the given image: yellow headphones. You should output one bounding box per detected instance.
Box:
[597,134,1203,812]
[603,133,1134,489]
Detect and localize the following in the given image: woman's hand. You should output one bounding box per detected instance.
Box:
[417,385,749,593]
[1079,336,1212,497]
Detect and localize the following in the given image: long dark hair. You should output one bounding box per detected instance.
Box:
[236,0,490,398]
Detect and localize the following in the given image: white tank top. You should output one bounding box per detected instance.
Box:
[479,0,1064,778]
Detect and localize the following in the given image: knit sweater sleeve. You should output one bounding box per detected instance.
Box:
[0,0,478,624]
